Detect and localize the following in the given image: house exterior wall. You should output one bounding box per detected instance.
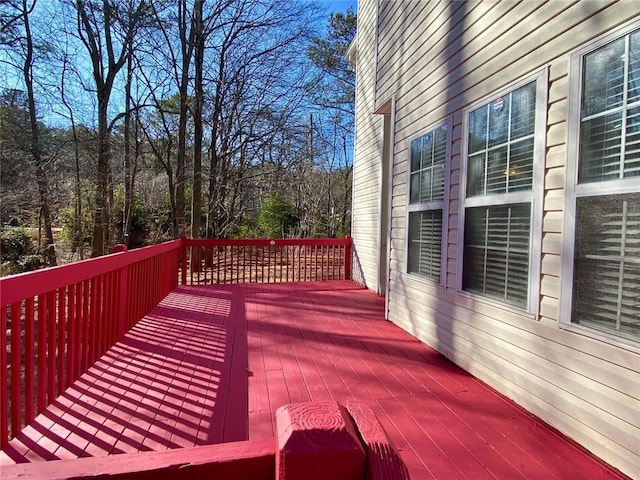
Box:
[350,1,640,478]
[351,0,385,293]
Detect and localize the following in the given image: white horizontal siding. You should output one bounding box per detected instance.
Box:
[350,0,640,477]
[351,0,383,292]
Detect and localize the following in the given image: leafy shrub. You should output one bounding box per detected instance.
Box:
[0,227,47,275]
[0,227,33,261]
[257,192,298,238]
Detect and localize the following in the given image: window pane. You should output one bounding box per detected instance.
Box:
[509,138,534,191]
[469,105,487,153]
[463,204,530,307]
[410,173,420,204]
[627,30,640,104]
[579,111,622,183]
[420,132,432,170]
[511,82,537,140]
[573,194,640,342]
[582,38,625,117]
[486,146,508,194]
[411,137,422,172]
[488,96,510,148]
[419,169,433,203]
[467,153,485,197]
[625,107,640,177]
[410,127,447,204]
[407,210,443,282]
[467,82,535,197]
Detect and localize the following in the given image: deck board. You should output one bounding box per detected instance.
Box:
[0,281,628,479]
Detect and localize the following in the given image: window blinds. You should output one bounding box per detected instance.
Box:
[573,194,640,340]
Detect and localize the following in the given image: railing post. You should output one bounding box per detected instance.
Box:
[115,245,129,338]
[344,236,352,280]
[181,236,188,285]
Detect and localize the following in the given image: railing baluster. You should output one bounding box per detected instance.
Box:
[10,302,21,438]
[25,298,35,423]
[0,236,356,445]
[73,282,84,382]
[240,246,247,283]
[57,289,65,396]
[47,291,56,405]
[89,277,98,364]
[37,293,47,414]
[65,284,74,394]
[1,306,8,447]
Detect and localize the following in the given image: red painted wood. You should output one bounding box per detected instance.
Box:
[65,284,75,393]
[0,439,275,479]
[56,290,65,396]
[180,238,352,286]
[37,294,46,414]
[276,401,365,480]
[47,291,56,404]
[24,298,35,425]
[1,281,629,480]
[89,278,98,372]
[117,265,128,340]
[0,240,182,446]
[345,401,410,480]
[181,242,187,285]
[73,282,82,383]
[344,238,351,279]
[0,306,7,448]
[0,239,181,306]
[10,302,21,438]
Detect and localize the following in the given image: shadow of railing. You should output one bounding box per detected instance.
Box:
[1,285,248,462]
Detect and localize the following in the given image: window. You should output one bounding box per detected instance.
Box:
[406,123,449,283]
[564,23,640,345]
[460,75,545,310]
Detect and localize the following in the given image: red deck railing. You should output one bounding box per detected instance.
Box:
[0,236,352,448]
[0,239,181,448]
[181,237,351,285]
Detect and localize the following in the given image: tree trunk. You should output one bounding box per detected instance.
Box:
[191,0,204,239]
[123,50,133,246]
[22,0,56,266]
[91,97,111,257]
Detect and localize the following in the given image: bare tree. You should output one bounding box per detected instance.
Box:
[74,0,150,256]
[14,0,56,265]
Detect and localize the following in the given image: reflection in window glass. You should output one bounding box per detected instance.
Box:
[407,124,448,284]
[466,82,536,197]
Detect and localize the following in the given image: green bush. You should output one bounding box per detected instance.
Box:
[257,192,298,238]
[0,227,34,261]
[0,227,47,275]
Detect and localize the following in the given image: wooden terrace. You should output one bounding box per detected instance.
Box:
[0,238,629,479]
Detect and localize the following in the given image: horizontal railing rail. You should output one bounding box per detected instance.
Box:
[181,237,352,285]
[1,236,352,449]
[0,239,181,448]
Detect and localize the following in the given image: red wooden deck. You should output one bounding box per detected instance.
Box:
[0,281,627,479]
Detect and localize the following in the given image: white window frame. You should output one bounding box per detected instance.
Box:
[457,70,547,314]
[561,18,640,350]
[405,118,451,286]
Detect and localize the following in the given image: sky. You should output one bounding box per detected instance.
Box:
[323,0,358,14]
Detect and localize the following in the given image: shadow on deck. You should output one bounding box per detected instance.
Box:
[0,281,628,479]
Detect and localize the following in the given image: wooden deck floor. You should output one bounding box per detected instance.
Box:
[0,281,627,479]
